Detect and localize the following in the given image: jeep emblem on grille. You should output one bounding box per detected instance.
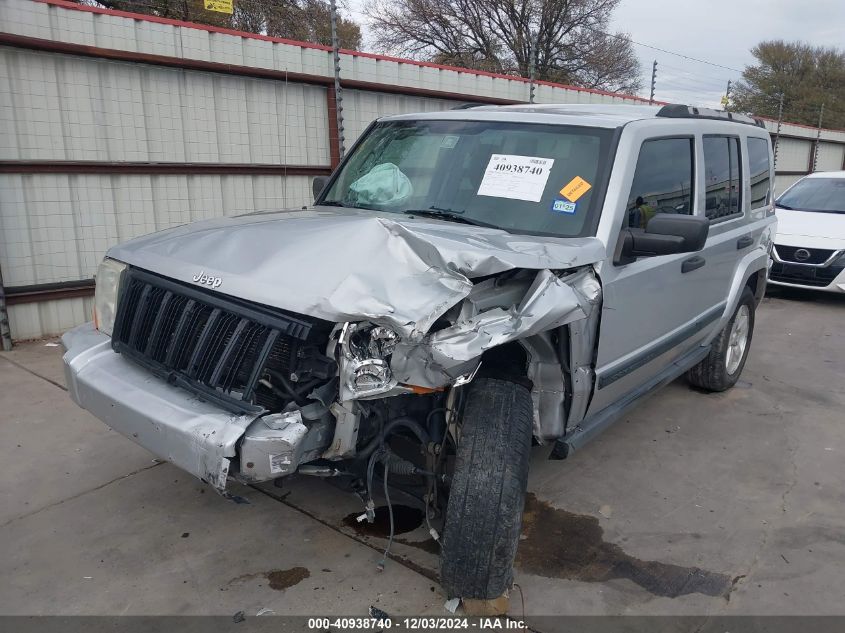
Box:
[192,271,223,288]
[794,248,811,262]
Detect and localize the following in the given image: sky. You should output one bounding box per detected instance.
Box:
[342,0,845,110]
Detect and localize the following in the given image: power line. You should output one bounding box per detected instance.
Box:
[658,62,738,86]
[583,25,746,74]
[662,76,734,91]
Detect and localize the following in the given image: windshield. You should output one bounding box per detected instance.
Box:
[777,177,845,214]
[320,120,616,237]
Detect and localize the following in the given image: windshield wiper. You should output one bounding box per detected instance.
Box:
[402,207,502,229]
[777,203,793,209]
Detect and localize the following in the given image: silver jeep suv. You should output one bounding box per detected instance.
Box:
[63,104,776,601]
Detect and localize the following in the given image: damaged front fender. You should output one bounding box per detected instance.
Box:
[390,267,602,388]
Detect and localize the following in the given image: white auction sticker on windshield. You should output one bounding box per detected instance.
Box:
[477,154,554,202]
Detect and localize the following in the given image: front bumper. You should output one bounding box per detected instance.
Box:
[768,250,845,293]
[63,323,316,491]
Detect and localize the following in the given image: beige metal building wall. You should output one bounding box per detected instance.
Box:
[1,0,844,342]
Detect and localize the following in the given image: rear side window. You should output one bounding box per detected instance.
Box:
[704,136,742,220]
[626,137,694,229]
[747,137,771,210]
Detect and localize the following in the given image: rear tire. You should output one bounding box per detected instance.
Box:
[687,286,755,392]
[440,377,533,599]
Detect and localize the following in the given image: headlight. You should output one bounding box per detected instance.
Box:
[340,323,399,397]
[93,258,127,336]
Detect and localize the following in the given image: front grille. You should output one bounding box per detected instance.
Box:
[770,262,844,288]
[112,268,329,413]
[774,244,835,264]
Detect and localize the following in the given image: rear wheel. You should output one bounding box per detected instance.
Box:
[440,377,533,599]
[687,286,756,392]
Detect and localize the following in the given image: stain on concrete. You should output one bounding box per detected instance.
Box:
[342,504,424,537]
[267,566,310,590]
[395,536,439,555]
[225,566,310,591]
[516,493,732,598]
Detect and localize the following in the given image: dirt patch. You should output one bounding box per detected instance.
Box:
[516,493,732,598]
[267,566,310,590]
[225,566,311,591]
[342,504,424,537]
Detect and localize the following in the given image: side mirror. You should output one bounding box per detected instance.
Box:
[646,214,710,251]
[312,175,329,203]
[615,214,710,265]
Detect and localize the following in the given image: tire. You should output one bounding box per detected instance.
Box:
[687,286,756,392]
[440,377,533,599]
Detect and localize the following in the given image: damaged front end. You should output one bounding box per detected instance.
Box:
[323,265,603,460]
[67,210,606,493]
[63,262,601,493]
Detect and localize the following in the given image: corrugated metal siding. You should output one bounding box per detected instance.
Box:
[8,295,92,340]
[0,0,649,105]
[815,142,845,172]
[0,47,330,165]
[775,138,812,172]
[0,173,311,288]
[774,173,804,195]
[342,89,460,145]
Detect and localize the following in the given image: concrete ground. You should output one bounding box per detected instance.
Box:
[1,288,843,625]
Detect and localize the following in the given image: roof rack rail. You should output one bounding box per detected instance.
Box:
[450,102,487,110]
[656,104,764,128]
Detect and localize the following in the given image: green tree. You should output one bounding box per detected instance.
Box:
[80,0,362,49]
[731,40,845,129]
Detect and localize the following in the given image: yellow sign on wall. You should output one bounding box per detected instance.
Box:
[204,0,233,14]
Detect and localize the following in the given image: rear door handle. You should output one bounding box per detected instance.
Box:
[682,256,705,273]
[736,235,754,250]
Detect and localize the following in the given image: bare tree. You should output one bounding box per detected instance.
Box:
[365,0,641,93]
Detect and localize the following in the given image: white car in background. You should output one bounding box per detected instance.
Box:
[770,171,845,293]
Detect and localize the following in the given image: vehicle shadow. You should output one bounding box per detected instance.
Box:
[765,285,845,306]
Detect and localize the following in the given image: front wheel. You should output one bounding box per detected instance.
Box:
[687,286,756,392]
[440,377,533,600]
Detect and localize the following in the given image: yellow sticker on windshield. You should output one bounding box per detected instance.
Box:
[560,176,592,202]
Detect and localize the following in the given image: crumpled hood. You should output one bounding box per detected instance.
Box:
[108,207,606,337]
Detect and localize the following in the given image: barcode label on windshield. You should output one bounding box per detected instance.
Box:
[477,154,554,202]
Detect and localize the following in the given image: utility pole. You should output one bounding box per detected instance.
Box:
[722,80,731,111]
[329,0,345,160]
[648,60,657,105]
[528,30,539,104]
[773,94,784,169]
[812,102,825,172]
[0,264,12,351]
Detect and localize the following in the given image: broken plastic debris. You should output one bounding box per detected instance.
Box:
[256,608,274,616]
[44,342,59,347]
[444,598,460,613]
[369,605,390,621]
[356,513,368,523]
